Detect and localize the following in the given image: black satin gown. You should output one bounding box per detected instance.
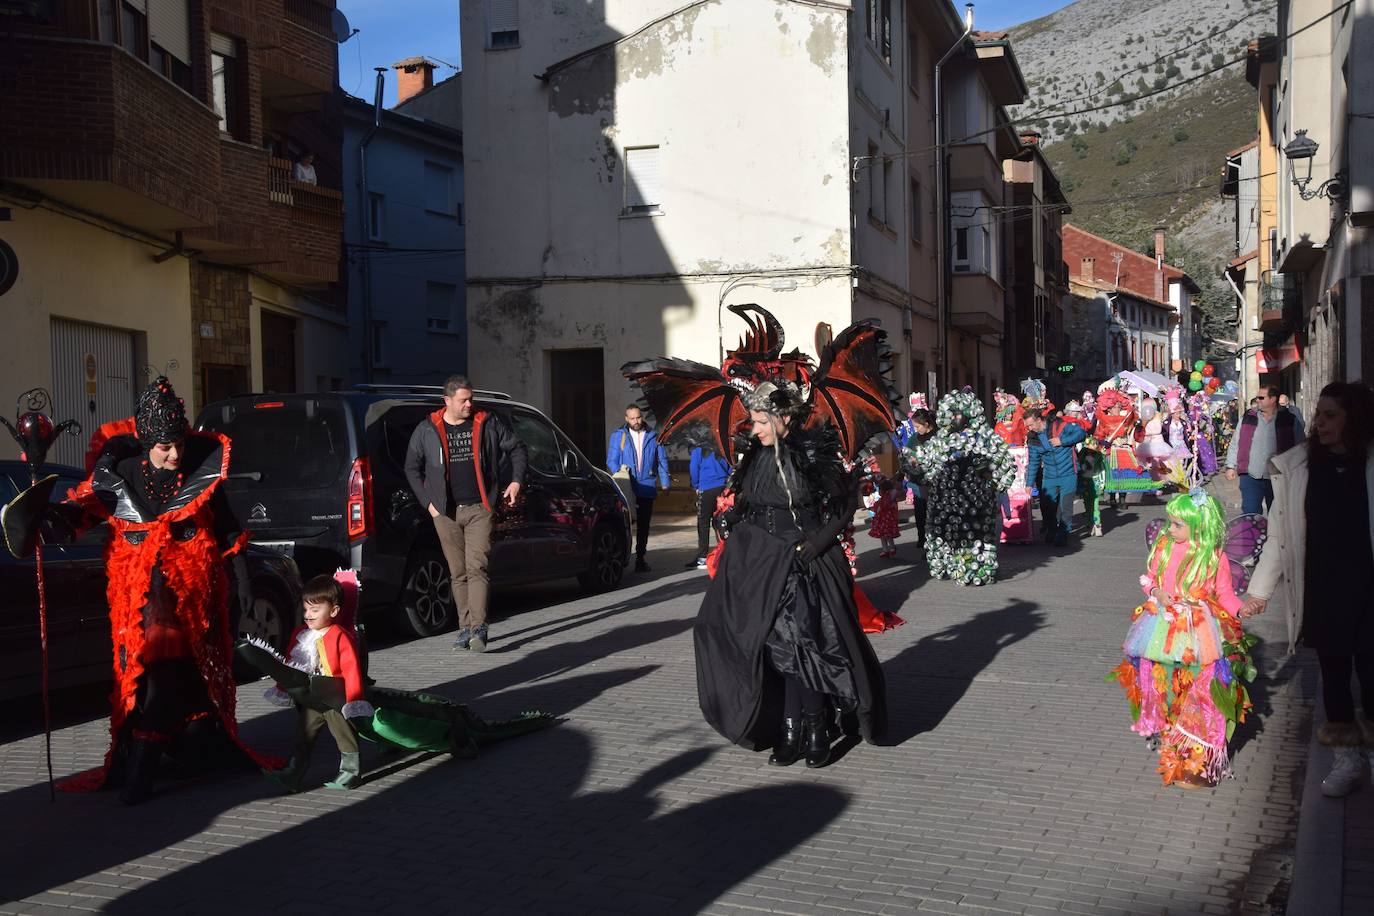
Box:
[693,447,887,751]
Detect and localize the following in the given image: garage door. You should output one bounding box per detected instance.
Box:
[50,318,137,469]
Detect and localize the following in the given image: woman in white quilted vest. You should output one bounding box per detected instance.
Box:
[1243,381,1374,798]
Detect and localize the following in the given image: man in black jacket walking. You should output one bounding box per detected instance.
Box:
[405,375,527,652]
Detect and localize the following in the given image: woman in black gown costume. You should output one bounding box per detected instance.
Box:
[694,381,887,768]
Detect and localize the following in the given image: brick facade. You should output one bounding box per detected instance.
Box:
[1,2,342,288]
[0,37,221,227]
[190,263,253,407]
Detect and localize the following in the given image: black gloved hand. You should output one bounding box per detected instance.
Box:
[793,532,831,567]
[714,506,740,541]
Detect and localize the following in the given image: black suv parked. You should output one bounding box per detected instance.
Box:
[195,386,631,637]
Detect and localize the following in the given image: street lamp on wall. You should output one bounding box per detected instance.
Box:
[1282,130,1347,202]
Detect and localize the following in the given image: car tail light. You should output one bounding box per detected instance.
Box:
[254,401,285,409]
[347,457,372,541]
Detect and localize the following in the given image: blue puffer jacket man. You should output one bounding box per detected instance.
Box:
[607,405,671,570]
[1025,413,1086,546]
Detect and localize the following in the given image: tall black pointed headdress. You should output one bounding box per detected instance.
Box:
[135,376,189,448]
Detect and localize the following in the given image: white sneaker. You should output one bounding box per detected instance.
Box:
[1321,748,1364,797]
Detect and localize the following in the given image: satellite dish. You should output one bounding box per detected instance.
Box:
[332,8,355,43]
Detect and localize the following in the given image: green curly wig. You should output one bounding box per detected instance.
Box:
[1150,492,1226,595]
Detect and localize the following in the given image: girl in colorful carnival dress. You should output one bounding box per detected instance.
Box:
[904,388,1016,586]
[1135,396,1174,472]
[868,477,900,558]
[1109,492,1265,788]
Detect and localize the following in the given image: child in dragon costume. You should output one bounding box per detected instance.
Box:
[237,571,555,793]
[903,388,1015,586]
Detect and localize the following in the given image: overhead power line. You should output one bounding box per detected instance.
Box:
[854,1,1352,170]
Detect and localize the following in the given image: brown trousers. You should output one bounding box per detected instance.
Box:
[435,503,493,630]
[294,706,358,762]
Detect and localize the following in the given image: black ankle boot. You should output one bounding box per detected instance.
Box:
[119,738,162,805]
[768,717,803,766]
[802,712,831,769]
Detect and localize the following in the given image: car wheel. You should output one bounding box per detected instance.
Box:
[578,523,626,593]
[398,548,455,637]
[233,584,293,682]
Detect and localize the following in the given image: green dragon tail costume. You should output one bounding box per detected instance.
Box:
[235,638,557,758]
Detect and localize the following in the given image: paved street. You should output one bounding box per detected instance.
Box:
[0,496,1316,915]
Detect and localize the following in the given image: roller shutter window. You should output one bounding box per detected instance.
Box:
[211,34,242,138]
[147,0,190,64]
[487,0,518,48]
[624,146,662,214]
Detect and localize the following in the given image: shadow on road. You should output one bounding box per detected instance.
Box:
[1230,636,1305,764]
[882,600,1048,745]
[489,576,708,653]
[97,724,848,916]
[0,663,661,905]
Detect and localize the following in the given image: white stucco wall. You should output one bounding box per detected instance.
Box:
[461,0,855,437]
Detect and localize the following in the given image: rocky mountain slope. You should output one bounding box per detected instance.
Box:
[1007,0,1276,354]
[1009,0,1271,140]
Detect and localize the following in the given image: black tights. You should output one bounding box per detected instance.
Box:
[783,677,825,719]
[1318,652,1374,724]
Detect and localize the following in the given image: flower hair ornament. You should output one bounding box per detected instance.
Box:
[1019,378,1053,414]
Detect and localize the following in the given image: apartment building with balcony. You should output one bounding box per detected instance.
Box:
[1003,130,1070,395]
[1245,4,1374,411]
[0,0,346,463]
[941,29,1027,399]
[1221,139,1263,404]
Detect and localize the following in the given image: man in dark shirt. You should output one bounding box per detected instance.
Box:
[405,375,527,652]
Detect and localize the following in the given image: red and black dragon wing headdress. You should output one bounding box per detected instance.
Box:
[620,303,898,463]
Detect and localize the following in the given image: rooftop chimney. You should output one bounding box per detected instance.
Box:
[1154,226,1166,265]
[1081,257,1095,282]
[393,57,436,104]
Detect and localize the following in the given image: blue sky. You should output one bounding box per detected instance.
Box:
[336,0,1068,107]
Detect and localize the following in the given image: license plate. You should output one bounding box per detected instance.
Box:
[252,540,295,557]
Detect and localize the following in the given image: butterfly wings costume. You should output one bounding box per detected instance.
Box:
[623,305,896,753]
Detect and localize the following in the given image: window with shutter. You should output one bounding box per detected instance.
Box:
[487,0,519,49]
[426,282,457,332]
[147,0,190,65]
[624,147,662,215]
[424,162,454,216]
[210,33,244,140]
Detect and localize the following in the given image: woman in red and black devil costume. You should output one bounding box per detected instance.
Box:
[34,376,278,803]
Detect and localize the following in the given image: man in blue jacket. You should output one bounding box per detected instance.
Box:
[1024,410,1086,548]
[607,404,670,571]
[687,446,730,568]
